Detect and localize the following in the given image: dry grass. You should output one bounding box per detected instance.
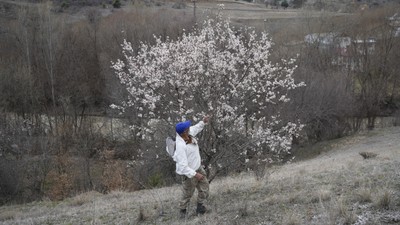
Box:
[67,191,103,207]
[356,188,373,204]
[375,189,392,210]
[0,127,399,225]
[0,210,16,222]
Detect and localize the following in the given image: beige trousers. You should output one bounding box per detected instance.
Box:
[179,167,209,210]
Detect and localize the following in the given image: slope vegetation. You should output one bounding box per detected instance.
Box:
[0,126,399,224]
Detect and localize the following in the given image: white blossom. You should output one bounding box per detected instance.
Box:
[111,11,305,164]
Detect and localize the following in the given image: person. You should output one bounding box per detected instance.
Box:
[174,116,210,218]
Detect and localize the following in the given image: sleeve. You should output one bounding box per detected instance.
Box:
[173,142,197,178]
[189,121,205,137]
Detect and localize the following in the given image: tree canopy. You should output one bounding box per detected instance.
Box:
[112,11,305,178]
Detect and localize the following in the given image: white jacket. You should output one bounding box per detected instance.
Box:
[173,121,205,178]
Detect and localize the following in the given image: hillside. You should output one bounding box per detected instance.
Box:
[0,126,399,225]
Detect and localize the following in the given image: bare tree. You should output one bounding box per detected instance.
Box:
[347,7,399,129]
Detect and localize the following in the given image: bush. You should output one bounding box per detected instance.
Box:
[281,0,289,8]
[61,1,70,9]
[112,0,121,8]
[44,171,73,201]
[147,173,164,188]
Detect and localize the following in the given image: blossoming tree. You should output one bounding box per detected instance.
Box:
[112,11,305,180]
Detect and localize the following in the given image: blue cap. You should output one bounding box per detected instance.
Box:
[176,121,191,134]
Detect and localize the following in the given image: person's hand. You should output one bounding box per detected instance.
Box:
[203,115,211,124]
[194,172,204,181]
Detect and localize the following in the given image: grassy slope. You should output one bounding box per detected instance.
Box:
[0,126,399,225]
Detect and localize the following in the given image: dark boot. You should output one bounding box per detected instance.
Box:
[179,209,187,219]
[196,203,206,215]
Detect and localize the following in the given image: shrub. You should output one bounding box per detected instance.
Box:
[112,0,121,8]
[61,0,70,9]
[359,152,377,159]
[281,0,289,8]
[44,171,73,201]
[147,173,164,188]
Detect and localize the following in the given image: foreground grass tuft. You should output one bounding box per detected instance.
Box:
[375,189,392,210]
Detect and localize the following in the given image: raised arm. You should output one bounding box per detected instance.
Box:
[189,115,210,137]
